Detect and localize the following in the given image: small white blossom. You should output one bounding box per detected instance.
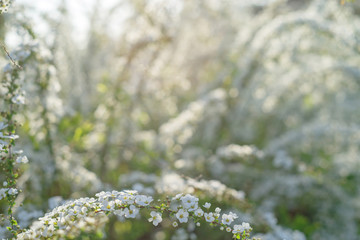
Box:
[16,155,29,164]
[203,202,211,209]
[241,222,251,231]
[221,214,234,225]
[232,222,251,234]
[148,211,162,226]
[194,208,204,217]
[124,205,139,218]
[232,224,244,234]
[8,188,18,195]
[172,193,183,200]
[204,212,215,222]
[0,0,10,13]
[228,212,238,219]
[135,195,153,206]
[176,209,189,223]
[123,190,138,195]
[11,94,25,105]
[0,188,7,200]
[119,193,135,205]
[101,200,115,211]
[181,194,199,209]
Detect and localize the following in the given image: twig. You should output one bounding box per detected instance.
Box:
[1,42,22,70]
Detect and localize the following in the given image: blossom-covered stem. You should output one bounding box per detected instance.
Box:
[3,71,21,236]
[0,9,28,234]
[17,190,255,240]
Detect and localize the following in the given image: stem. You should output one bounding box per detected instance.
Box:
[1,42,22,69]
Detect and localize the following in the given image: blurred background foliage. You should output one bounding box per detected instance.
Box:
[1,0,360,239]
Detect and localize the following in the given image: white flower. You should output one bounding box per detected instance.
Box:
[215,207,221,213]
[16,155,29,164]
[8,188,18,195]
[228,211,238,219]
[232,222,252,234]
[204,212,215,222]
[68,206,86,217]
[176,209,189,223]
[135,195,153,206]
[3,181,7,187]
[196,222,200,227]
[101,200,115,211]
[181,194,198,209]
[148,211,162,226]
[77,206,88,218]
[232,224,244,234]
[110,190,119,198]
[203,202,211,209]
[188,202,198,212]
[124,205,139,218]
[119,194,135,204]
[221,214,234,225]
[226,227,232,232]
[194,208,204,217]
[172,221,178,227]
[172,193,183,200]
[0,188,7,200]
[57,213,67,230]
[220,226,224,231]
[11,94,25,105]
[241,222,251,231]
[42,224,55,237]
[124,190,138,195]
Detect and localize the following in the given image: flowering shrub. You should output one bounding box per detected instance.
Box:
[1,0,360,239]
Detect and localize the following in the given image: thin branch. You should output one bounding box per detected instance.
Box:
[1,42,22,70]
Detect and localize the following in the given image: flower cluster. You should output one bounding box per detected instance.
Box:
[0,187,18,200]
[0,122,18,147]
[170,193,253,238]
[17,190,254,240]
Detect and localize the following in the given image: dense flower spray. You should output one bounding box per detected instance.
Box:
[17,190,256,240]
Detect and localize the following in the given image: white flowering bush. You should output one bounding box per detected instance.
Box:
[1,0,360,239]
